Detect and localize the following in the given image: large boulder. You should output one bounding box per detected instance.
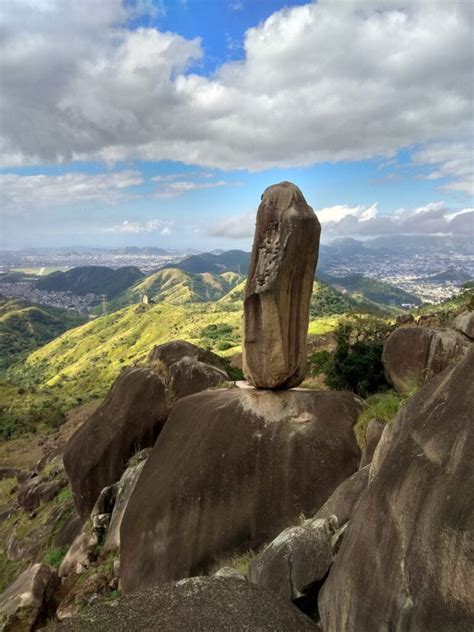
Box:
[18,476,67,513]
[47,576,318,631]
[64,340,231,521]
[63,367,168,520]
[147,339,228,374]
[319,348,474,632]
[0,563,59,631]
[382,326,470,393]
[120,388,362,593]
[453,310,474,340]
[310,466,370,525]
[248,517,336,601]
[167,356,228,400]
[243,182,321,389]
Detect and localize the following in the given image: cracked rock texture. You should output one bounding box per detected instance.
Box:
[243,182,320,389]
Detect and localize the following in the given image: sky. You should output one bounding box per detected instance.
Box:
[0,0,473,250]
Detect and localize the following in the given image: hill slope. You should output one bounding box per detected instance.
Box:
[36,266,144,297]
[114,269,243,308]
[318,273,421,308]
[0,299,85,371]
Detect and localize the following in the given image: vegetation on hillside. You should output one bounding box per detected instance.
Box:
[0,299,85,372]
[112,268,243,308]
[319,273,421,308]
[37,266,144,297]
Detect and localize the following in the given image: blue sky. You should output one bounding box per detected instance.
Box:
[0,0,472,249]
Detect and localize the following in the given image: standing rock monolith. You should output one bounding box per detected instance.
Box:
[243,182,320,389]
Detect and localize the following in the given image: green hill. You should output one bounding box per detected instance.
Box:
[114,268,243,308]
[9,281,357,404]
[167,250,250,275]
[319,273,421,308]
[36,266,144,297]
[0,299,85,372]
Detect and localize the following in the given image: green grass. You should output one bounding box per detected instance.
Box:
[0,299,85,372]
[43,545,69,568]
[353,389,415,448]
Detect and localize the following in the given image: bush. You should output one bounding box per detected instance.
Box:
[325,316,394,398]
[307,350,332,376]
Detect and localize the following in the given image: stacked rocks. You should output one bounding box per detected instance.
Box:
[243,181,321,389]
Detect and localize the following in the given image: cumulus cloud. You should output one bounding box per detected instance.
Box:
[211,201,473,239]
[0,170,143,211]
[0,0,472,184]
[412,142,474,196]
[100,218,173,234]
[321,201,474,237]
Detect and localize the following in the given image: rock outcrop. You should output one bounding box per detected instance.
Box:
[120,388,362,593]
[104,453,148,552]
[319,348,474,631]
[0,563,58,631]
[243,182,320,389]
[359,419,385,469]
[248,517,336,601]
[63,341,231,520]
[453,310,474,340]
[63,367,168,520]
[382,326,470,393]
[47,576,318,631]
[310,466,370,525]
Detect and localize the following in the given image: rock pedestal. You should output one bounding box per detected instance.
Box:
[243,181,320,389]
[120,387,362,593]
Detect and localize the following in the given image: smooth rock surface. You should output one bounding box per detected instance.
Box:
[168,356,228,400]
[382,326,470,393]
[147,339,228,374]
[47,576,318,631]
[243,182,320,389]
[319,348,474,632]
[104,458,147,552]
[310,466,370,526]
[0,563,58,631]
[359,419,385,469]
[248,518,336,600]
[120,388,362,593]
[63,367,168,519]
[453,310,474,339]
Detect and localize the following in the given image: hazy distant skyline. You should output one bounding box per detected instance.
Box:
[0,0,472,249]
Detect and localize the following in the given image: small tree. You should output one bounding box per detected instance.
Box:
[325,316,394,397]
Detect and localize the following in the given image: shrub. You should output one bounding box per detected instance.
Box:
[325,316,394,398]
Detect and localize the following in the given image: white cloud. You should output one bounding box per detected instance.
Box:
[212,201,474,239]
[154,179,233,198]
[412,142,474,196]
[101,218,174,233]
[321,201,474,236]
[0,0,472,182]
[209,210,256,239]
[0,170,143,211]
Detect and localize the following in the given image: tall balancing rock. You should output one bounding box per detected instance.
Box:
[243,181,321,389]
